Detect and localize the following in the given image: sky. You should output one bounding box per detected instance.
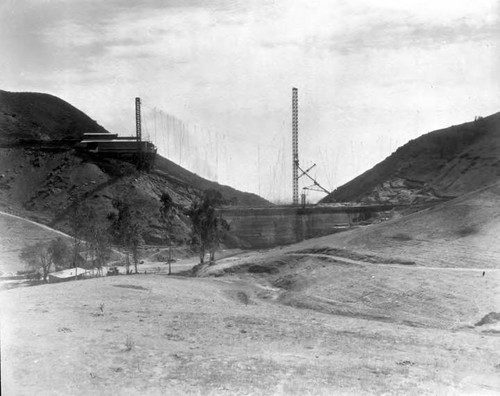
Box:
[1,0,499,203]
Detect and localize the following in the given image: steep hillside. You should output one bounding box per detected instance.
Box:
[0,90,108,144]
[321,112,500,204]
[0,90,270,244]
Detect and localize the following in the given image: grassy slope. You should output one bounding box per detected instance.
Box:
[1,275,498,395]
[308,182,500,269]
[321,112,500,203]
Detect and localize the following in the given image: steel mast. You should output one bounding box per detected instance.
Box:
[292,87,299,205]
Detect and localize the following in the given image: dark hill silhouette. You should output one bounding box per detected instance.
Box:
[321,112,500,204]
[0,89,109,144]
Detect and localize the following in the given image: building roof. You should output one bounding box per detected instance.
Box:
[49,268,88,279]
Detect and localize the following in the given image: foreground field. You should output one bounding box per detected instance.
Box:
[2,184,500,394]
[1,260,499,395]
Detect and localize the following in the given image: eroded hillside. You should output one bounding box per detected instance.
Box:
[322,113,500,204]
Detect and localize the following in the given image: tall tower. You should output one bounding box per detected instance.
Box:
[135,97,142,142]
[292,87,299,205]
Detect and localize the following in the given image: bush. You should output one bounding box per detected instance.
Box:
[391,233,412,241]
[456,226,477,237]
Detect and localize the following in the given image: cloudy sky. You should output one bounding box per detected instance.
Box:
[1,0,499,202]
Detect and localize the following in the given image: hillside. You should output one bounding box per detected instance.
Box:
[302,181,500,269]
[0,90,270,244]
[153,155,268,207]
[321,112,500,204]
[198,181,500,333]
[0,90,109,144]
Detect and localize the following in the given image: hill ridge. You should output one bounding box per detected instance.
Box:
[321,112,500,204]
[0,89,109,144]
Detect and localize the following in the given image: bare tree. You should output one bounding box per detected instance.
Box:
[160,191,175,274]
[20,242,53,282]
[70,202,110,277]
[69,202,86,277]
[130,223,144,274]
[83,206,110,277]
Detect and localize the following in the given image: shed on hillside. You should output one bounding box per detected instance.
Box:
[48,267,89,283]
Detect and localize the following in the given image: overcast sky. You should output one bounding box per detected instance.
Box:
[1,0,499,203]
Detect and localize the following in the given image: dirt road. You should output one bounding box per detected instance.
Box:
[288,252,500,273]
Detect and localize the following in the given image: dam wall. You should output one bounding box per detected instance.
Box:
[220,205,395,249]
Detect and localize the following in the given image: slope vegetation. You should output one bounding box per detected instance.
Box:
[322,112,500,204]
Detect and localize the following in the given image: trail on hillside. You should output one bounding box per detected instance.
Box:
[0,211,72,239]
[0,211,125,274]
[287,253,500,272]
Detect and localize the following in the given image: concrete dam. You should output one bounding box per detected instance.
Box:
[220,204,395,249]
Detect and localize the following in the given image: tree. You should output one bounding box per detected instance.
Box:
[130,223,144,274]
[49,238,71,271]
[70,202,110,277]
[20,242,53,282]
[187,189,229,265]
[69,201,87,275]
[160,191,175,274]
[160,192,174,217]
[82,206,110,277]
[108,198,143,274]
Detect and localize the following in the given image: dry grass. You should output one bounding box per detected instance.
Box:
[2,181,500,394]
[1,272,499,395]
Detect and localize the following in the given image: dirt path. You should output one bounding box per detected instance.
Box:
[288,252,500,272]
[0,210,72,239]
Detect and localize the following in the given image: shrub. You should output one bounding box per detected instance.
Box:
[391,233,412,241]
[456,226,477,237]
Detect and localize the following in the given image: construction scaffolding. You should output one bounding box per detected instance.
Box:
[292,87,299,205]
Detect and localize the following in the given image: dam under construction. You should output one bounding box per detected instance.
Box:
[220,204,402,248]
[217,88,400,249]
